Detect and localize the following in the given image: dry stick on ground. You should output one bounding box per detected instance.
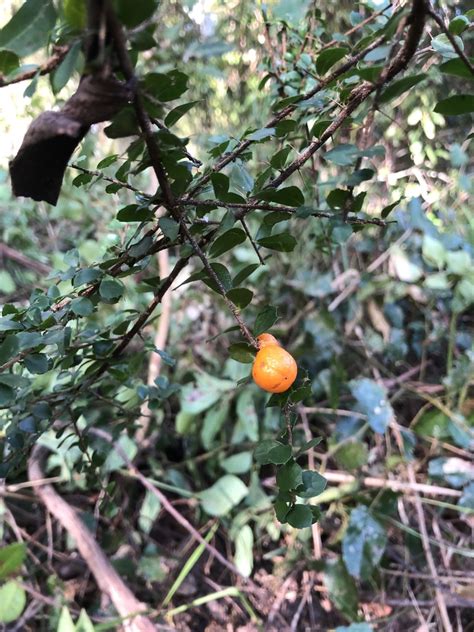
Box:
[106,4,257,349]
[0,45,70,87]
[0,243,51,275]
[390,422,453,632]
[28,445,157,632]
[91,428,244,579]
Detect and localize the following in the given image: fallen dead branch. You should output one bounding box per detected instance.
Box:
[28,444,156,632]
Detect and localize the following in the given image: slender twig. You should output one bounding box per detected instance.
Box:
[308,4,393,55]
[179,198,392,226]
[0,46,70,88]
[239,217,265,265]
[428,7,474,76]
[69,163,146,195]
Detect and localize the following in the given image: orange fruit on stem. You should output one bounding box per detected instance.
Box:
[252,343,297,393]
[257,333,280,348]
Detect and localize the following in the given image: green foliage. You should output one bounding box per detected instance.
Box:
[0,0,473,627]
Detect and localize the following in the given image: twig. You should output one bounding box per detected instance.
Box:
[0,243,51,275]
[91,428,244,578]
[69,163,146,194]
[28,444,156,632]
[299,470,462,498]
[428,7,474,76]
[180,198,392,227]
[239,217,265,264]
[136,185,173,444]
[391,422,453,632]
[0,46,70,88]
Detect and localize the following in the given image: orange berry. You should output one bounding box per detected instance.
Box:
[257,333,280,348]
[252,345,297,393]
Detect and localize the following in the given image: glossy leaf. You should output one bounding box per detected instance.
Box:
[342,505,387,579]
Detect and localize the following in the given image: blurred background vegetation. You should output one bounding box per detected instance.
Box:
[0,0,473,630]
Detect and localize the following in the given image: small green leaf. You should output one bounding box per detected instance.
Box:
[198,475,248,517]
[254,440,292,465]
[0,335,20,365]
[228,343,255,363]
[323,559,359,621]
[226,287,253,309]
[286,503,313,528]
[144,70,188,102]
[334,442,368,470]
[97,154,119,169]
[439,57,474,80]
[270,146,292,170]
[209,228,247,258]
[71,297,94,317]
[233,264,259,286]
[257,233,297,252]
[349,378,392,433]
[434,94,474,115]
[342,505,387,580]
[296,470,327,498]
[432,33,464,59]
[316,47,348,75]
[276,460,303,491]
[449,15,470,35]
[99,278,124,301]
[51,41,81,94]
[378,74,426,103]
[138,489,161,534]
[221,451,252,474]
[381,198,402,219]
[233,524,254,577]
[159,217,180,241]
[57,606,76,632]
[254,306,278,336]
[165,100,199,127]
[117,204,154,222]
[0,581,26,623]
[246,127,275,141]
[295,437,323,457]
[211,173,230,198]
[23,353,49,374]
[0,543,27,580]
[254,186,304,207]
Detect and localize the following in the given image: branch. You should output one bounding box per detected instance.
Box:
[266,0,428,190]
[184,34,387,199]
[179,198,392,227]
[0,45,70,88]
[0,243,51,275]
[428,7,474,77]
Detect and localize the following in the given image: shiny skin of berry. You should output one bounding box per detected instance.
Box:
[252,345,297,393]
